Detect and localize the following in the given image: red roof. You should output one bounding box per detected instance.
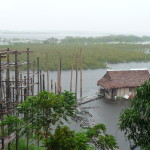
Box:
[97,70,149,89]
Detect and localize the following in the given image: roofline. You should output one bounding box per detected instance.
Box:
[99,86,139,90]
[107,68,148,71]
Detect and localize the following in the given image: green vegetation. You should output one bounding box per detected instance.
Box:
[1,36,150,70]
[119,79,150,150]
[115,96,124,100]
[6,139,45,150]
[1,91,118,150]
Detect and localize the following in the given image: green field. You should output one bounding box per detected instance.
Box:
[1,37,150,70]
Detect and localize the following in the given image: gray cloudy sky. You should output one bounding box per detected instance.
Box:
[0,0,150,34]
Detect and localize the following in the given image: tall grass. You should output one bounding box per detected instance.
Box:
[1,43,150,70]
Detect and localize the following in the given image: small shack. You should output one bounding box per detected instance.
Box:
[97,69,149,100]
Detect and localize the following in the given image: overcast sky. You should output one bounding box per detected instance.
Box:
[0,0,150,34]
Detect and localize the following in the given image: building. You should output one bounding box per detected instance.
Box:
[97,69,149,100]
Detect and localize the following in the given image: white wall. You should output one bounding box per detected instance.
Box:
[117,88,136,97]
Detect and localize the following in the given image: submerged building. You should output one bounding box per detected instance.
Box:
[97,69,149,100]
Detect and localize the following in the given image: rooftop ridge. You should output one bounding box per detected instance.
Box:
[107,68,148,71]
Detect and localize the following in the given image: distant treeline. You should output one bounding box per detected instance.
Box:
[1,35,150,45]
[43,35,150,44]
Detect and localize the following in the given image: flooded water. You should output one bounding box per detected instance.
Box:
[32,62,149,150]
[1,31,148,149]
[0,31,109,40]
[11,62,150,149]
[45,61,150,97]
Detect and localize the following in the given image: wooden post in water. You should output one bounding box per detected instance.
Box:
[59,55,62,93]
[57,56,59,93]
[70,52,74,92]
[75,52,78,99]
[40,70,42,92]
[57,54,60,93]
[32,61,35,95]
[43,73,45,91]
[80,49,83,99]
[45,53,49,91]
[55,82,57,94]
[51,79,53,92]
[57,53,62,93]
[31,78,33,96]
[27,48,30,97]
[37,57,40,94]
